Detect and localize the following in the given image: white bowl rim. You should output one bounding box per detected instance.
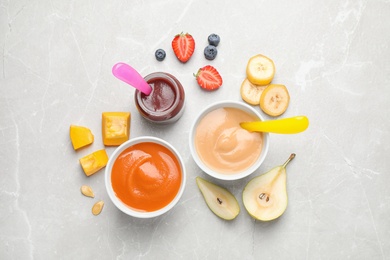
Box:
[105,136,186,218]
[189,100,269,181]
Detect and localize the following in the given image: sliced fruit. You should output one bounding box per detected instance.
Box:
[240,78,267,105]
[69,125,94,150]
[79,149,109,176]
[102,112,131,146]
[194,65,223,91]
[172,32,195,63]
[196,177,240,220]
[246,54,275,85]
[242,154,295,221]
[259,84,290,117]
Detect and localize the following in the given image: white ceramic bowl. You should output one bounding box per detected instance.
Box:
[189,100,269,181]
[105,136,186,218]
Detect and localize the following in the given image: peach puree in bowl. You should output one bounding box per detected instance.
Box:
[189,101,269,181]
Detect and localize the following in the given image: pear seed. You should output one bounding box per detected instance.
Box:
[92,200,104,215]
[80,185,94,198]
[259,193,270,202]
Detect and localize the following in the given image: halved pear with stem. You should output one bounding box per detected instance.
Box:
[243,154,295,221]
[196,177,240,220]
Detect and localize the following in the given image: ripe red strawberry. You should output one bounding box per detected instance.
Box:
[172,32,195,63]
[194,65,223,91]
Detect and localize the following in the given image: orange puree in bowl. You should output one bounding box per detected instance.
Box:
[111,142,182,212]
[195,107,263,174]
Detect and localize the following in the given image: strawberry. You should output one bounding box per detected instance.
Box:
[194,65,223,91]
[172,32,195,63]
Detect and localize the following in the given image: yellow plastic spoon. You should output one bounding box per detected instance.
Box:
[240,116,309,134]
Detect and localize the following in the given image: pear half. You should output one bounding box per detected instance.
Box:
[196,177,240,220]
[243,154,295,221]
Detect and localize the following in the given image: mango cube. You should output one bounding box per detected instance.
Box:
[102,112,130,146]
[70,125,94,150]
[79,149,109,176]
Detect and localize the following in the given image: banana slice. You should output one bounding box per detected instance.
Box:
[240,78,267,105]
[259,84,290,116]
[246,54,275,85]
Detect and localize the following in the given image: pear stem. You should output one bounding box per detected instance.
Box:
[282,153,296,168]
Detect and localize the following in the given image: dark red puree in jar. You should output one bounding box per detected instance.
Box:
[135,72,185,124]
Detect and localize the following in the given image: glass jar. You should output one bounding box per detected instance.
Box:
[135,72,185,124]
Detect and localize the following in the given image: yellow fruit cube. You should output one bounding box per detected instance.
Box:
[102,112,131,146]
[70,125,94,150]
[79,149,108,176]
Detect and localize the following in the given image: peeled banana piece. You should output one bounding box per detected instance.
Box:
[260,84,290,117]
[240,78,267,105]
[246,54,275,86]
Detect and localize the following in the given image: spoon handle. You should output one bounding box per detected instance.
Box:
[240,116,309,134]
[112,62,152,95]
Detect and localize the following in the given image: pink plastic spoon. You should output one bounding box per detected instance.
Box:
[112,62,152,95]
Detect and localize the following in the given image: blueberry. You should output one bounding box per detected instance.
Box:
[155,49,166,61]
[204,45,218,60]
[208,34,220,47]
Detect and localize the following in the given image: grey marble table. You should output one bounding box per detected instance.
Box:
[1,0,389,259]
